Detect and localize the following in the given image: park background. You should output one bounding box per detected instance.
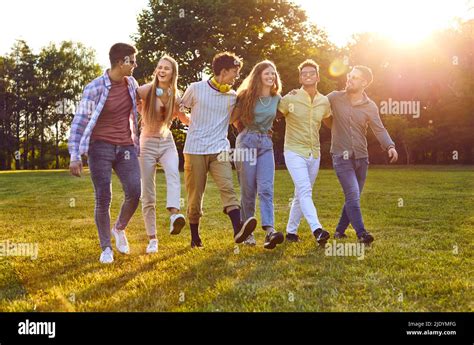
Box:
[0,0,472,312]
[0,0,473,169]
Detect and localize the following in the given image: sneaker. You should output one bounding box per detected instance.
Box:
[146,239,158,253]
[99,247,114,264]
[170,214,186,235]
[234,217,257,244]
[243,233,256,246]
[313,228,330,246]
[285,233,300,242]
[264,231,284,250]
[334,231,348,239]
[358,231,374,245]
[112,227,130,254]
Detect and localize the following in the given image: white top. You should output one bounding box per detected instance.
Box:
[180,80,237,154]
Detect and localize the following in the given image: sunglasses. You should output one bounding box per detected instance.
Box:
[300,71,318,77]
[347,74,364,81]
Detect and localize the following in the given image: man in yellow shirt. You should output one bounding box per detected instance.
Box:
[278,59,331,246]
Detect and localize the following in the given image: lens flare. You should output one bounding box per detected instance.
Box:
[329,59,349,77]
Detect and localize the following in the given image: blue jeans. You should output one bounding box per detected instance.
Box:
[235,130,275,228]
[332,154,369,236]
[88,140,141,250]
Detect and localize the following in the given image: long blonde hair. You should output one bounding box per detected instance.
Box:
[143,55,178,131]
[236,60,282,126]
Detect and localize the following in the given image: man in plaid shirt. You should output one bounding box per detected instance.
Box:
[68,43,140,264]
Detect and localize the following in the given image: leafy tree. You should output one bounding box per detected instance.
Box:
[37,41,101,168]
[134,0,339,163]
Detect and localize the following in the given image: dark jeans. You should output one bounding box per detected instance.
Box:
[88,140,141,250]
[332,154,369,236]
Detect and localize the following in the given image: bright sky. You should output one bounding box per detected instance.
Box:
[1,0,471,68]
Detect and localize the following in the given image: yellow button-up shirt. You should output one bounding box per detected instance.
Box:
[278,88,331,158]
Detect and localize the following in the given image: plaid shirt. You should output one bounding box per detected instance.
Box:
[68,70,140,162]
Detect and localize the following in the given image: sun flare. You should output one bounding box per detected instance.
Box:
[298,0,468,46]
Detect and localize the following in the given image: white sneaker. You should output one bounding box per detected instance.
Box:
[100,247,114,264]
[146,239,158,254]
[243,233,257,246]
[112,227,130,254]
[170,214,186,235]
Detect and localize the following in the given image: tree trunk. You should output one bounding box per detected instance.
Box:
[40,112,45,169]
[55,121,60,169]
[31,116,37,170]
[15,111,20,170]
[24,111,29,170]
[403,141,410,165]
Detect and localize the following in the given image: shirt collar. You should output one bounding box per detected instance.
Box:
[299,87,321,101]
[343,90,370,105]
[103,70,112,88]
[104,69,129,89]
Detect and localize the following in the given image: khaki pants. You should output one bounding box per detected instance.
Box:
[184,153,240,224]
[139,136,181,236]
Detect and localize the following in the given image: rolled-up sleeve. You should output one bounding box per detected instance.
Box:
[68,85,96,162]
[278,94,290,116]
[368,104,395,151]
[181,83,195,109]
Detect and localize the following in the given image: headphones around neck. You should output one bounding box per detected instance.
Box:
[156,87,172,97]
[210,77,232,93]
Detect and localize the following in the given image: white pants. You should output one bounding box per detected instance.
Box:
[139,135,181,236]
[284,150,322,234]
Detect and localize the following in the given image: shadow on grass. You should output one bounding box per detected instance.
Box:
[108,246,234,311]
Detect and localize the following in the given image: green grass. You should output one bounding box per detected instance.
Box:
[0,166,473,312]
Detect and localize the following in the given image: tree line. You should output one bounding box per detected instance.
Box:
[1,0,472,170]
[0,41,101,170]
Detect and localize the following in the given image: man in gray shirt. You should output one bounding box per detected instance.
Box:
[327,65,398,244]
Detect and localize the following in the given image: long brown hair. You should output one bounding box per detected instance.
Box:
[236,60,282,126]
[143,55,178,132]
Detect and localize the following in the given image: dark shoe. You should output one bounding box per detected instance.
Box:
[285,233,300,242]
[234,217,257,244]
[334,231,347,239]
[313,228,330,246]
[191,238,203,248]
[358,231,374,245]
[264,231,284,250]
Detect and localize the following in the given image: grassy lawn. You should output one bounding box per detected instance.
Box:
[0,166,472,312]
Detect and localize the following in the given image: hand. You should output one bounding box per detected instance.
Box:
[388,147,398,163]
[137,98,143,114]
[70,160,83,177]
[287,89,298,96]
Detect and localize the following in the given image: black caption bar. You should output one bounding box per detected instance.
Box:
[0,312,471,345]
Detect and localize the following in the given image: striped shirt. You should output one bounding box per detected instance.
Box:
[68,70,139,162]
[180,80,236,154]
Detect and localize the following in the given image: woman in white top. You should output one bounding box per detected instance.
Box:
[137,55,186,253]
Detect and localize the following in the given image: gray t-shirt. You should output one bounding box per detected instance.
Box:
[327,90,394,158]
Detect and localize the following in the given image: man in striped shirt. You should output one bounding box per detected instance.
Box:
[68,43,141,264]
[179,52,257,248]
